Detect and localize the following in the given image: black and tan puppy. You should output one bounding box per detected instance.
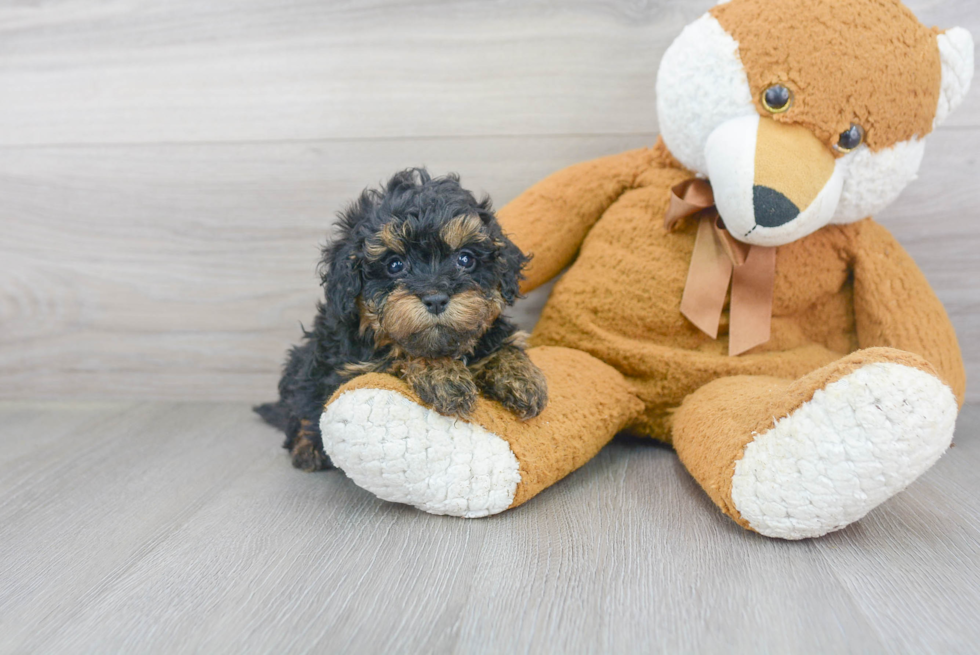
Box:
[255,168,547,471]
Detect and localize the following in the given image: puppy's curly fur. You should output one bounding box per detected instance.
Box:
[255,169,548,471]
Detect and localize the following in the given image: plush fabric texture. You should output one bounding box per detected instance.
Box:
[833,138,926,223]
[321,387,522,517]
[671,347,948,533]
[656,13,755,175]
[654,0,974,247]
[704,113,848,245]
[317,0,969,538]
[935,28,975,127]
[711,0,942,153]
[508,142,965,439]
[324,347,643,512]
[754,118,837,213]
[730,361,957,539]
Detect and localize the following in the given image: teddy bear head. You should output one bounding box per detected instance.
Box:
[656,0,974,247]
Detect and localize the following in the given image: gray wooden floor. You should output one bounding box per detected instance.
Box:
[2,401,978,654]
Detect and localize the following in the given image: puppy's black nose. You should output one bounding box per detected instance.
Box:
[420,292,450,315]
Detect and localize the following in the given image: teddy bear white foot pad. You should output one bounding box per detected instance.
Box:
[731,363,957,540]
[320,389,522,518]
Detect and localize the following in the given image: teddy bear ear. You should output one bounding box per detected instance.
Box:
[934,27,975,127]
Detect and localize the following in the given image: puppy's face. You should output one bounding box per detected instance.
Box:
[322,170,528,359]
[358,213,509,359]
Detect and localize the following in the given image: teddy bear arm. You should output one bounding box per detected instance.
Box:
[850,221,967,405]
[496,148,656,292]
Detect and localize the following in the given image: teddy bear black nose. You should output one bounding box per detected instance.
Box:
[753,185,801,228]
[420,292,450,315]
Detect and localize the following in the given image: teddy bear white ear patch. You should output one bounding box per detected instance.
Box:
[935,27,975,127]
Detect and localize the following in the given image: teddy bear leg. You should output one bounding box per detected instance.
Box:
[319,346,644,518]
[672,347,958,540]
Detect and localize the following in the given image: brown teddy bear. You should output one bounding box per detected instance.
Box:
[318,0,974,539]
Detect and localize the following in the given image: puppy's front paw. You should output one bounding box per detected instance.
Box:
[289,431,333,472]
[474,347,548,420]
[405,359,478,418]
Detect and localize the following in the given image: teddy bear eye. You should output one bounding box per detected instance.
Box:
[835,124,865,153]
[762,85,793,114]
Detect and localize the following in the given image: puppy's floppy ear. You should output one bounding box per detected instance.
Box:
[494,234,530,305]
[477,195,530,305]
[319,190,375,323]
[320,239,362,322]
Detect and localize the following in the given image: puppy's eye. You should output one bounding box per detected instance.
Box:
[835,124,865,153]
[456,250,476,271]
[762,85,793,114]
[386,257,406,277]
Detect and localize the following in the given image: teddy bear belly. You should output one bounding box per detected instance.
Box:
[531,303,847,441]
[529,201,859,441]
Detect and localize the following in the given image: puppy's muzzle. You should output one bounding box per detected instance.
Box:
[377,288,503,358]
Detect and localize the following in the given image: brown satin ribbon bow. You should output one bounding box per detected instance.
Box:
[664,178,776,356]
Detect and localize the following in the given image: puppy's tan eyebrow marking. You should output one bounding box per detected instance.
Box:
[380,222,408,252]
[365,221,408,259]
[440,214,488,250]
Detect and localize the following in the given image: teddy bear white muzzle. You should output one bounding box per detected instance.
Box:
[705,114,845,247]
